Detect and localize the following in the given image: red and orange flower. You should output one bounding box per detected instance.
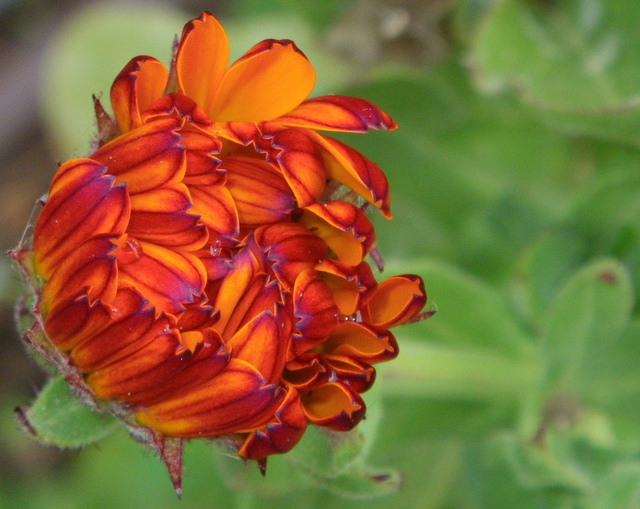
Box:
[12,11,428,488]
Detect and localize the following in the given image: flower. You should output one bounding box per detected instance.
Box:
[12,11,429,490]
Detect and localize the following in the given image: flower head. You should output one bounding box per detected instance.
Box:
[12,11,429,490]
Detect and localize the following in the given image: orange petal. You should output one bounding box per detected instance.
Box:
[188,182,239,242]
[325,355,376,393]
[92,118,186,195]
[321,321,398,364]
[115,238,207,316]
[176,12,229,116]
[283,354,331,391]
[221,156,295,226]
[135,359,281,437]
[264,128,325,208]
[142,93,214,131]
[238,386,307,460]
[311,133,391,218]
[315,260,377,316]
[254,223,328,291]
[128,184,208,250]
[110,56,168,133]
[33,158,130,280]
[300,202,375,266]
[366,274,426,328]
[290,269,339,359]
[275,95,397,132]
[301,382,365,432]
[42,237,118,313]
[227,308,290,384]
[178,127,223,183]
[210,39,315,122]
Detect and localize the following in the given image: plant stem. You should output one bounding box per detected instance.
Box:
[379,339,540,403]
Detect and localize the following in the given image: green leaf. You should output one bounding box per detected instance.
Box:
[540,259,634,393]
[471,0,640,145]
[17,376,117,448]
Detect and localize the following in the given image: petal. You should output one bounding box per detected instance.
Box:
[221,156,295,226]
[115,238,207,315]
[110,56,168,133]
[300,202,375,266]
[227,308,290,384]
[300,382,365,432]
[135,359,282,437]
[321,321,399,364]
[238,386,307,460]
[176,12,229,116]
[290,269,339,359]
[310,133,391,218]
[210,39,315,122]
[34,159,129,280]
[325,355,376,394]
[274,95,397,132]
[315,260,377,316]
[42,237,118,313]
[366,274,427,328]
[92,118,186,195]
[188,182,239,241]
[283,354,331,391]
[254,223,328,291]
[178,127,223,183]
[128,184,208,250]
[142,93,214,131]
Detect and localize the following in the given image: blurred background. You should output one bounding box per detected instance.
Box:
[4,0,640,507]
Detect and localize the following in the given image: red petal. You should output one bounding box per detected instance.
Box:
[366,274,427,328]
[300,202,375,266]
[321,321,398,364]
[135,359,281,437]
[265,129,325,208]
[290,269,339,359]
[34,158,129,279]
[110,56,168,133]
[325,355,376,393]
[300,382,365,432]
[142,94,214,131]
[128,184,208,250]
[315,260,377,316]
[221,156,295,226]
[92,118,186,195]
[311,133,391,218]
[210,39,315,122]
[227,308,290,384]
[188,182,239,241]
[115,238,207,316]
[275,95,397,132]
[238,386,307,460]
[178,127,224,183]
[254,223,328,291]
[283,354,331,391]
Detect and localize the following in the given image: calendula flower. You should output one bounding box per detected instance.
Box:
[11,11,429,492]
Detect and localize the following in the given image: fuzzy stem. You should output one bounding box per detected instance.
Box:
[379,339,540,403]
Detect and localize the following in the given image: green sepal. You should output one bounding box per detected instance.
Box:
[16,376,118,448]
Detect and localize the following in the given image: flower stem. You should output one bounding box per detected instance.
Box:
[379,340,540,403]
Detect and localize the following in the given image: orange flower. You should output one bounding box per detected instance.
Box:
[12,11,429,489]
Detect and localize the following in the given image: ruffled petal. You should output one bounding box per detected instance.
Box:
[42,237,118,313]
[283,355,331,391]
[110,56,168,133]
[114,238,207,315]
[321,321,398,364]
[290,269,339,359]
[315,260,377,316]
[300,202,375,266]
[254,223,328,290]
[176,11,229,116]
[128,184,208,250]
[263,128,325,208]
[92,118,186,195]
[33,159,129,279]
[135,359,282,437]
[221,156,295,226]
[142,94,214,132]
[210,39,315,122]
[310,133,391,218]
[325,355,376,394]
[274,95,397,133]
[366,274,427,328]
[301,382,365,432]
[238,386,307,460]
[227,307,290,384]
